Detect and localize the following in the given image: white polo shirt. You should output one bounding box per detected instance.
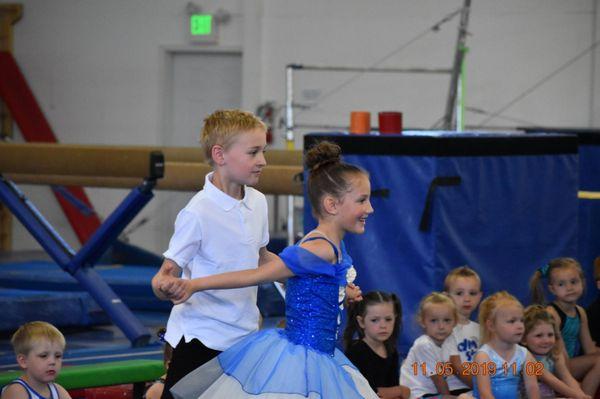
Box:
[163,172,269,351]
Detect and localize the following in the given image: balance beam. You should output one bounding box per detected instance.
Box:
[0,142,163,178]
[7,162,303,196]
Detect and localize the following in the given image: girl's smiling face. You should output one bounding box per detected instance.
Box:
[524,321,556,356]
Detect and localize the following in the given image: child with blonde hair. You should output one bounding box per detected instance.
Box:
[400,292,459,398]
[521,305,589,399]
[151,109,278,399]
[473,291,539,399]
[530,257,600,396]
[442,266,483,393]
[161,141,379,398]
[1,321,71,399]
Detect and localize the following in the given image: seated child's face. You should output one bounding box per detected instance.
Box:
[18,340,64,383]
[420,303,456,346]
[447,277,482,319]
[523,321,555,356]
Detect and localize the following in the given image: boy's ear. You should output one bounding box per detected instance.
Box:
[16,353,27,369]
[211,144,226,166]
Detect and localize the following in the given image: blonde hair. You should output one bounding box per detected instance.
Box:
[529,257,586,304]
[11,321,66,356]
[200,109,267,166]
[523,305,560,359]
[417,292,458,326]
[478,291,523,343]
[444,266,481,291]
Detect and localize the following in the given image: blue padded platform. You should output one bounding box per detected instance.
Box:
[0,261,170,312]
[0,289,109,331]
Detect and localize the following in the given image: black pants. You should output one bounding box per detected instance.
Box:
[160,337,221,399]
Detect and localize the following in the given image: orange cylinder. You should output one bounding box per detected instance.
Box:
[349,111,371,134]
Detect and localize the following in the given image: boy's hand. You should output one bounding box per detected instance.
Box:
[158,275,187,300]
[162,278,195,305]
[346,282,363,303]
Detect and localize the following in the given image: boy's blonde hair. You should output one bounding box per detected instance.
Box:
[11,321,66,356]
[478,291,523,343]
[444,266,481,291]
[523,304,560,359]
[200,109,267,166]
[417,292,458,325]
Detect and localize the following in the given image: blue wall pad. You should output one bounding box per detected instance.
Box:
[304,132,580,354]
[522,128,600,303]
[0,261,171,312]
[0,289,109,332]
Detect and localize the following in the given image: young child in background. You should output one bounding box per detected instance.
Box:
[151,109,278,399]
[160,141,379,398]
[472,291,539,399]
[344,291,410,399]
[442,266,483,393]
[1,321,71,399]
[530,257,600,396]
[400,292,458,399]
[144,328,173,399]
[587,257,600,346]
[521,305,590,399]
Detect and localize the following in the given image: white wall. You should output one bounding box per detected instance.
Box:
[2,0,598,254]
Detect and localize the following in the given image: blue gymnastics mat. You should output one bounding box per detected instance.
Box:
[0,261,170,312]
[0,288,109,332]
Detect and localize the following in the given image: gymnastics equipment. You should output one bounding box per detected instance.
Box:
[0,143,164,346]
[0,51,102,243]
[0,359,164,397]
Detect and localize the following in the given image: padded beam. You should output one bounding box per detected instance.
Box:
[8,162,302,195]
[0,359,164,389]
[0,142,164,178]
[159,147,302,166]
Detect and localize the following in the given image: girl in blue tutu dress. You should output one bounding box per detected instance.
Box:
[158,141,379,399]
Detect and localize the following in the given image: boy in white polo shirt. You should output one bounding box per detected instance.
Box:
[442,266,483,395]
[151,109,277,399]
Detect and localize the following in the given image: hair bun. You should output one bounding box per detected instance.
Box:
[305,141,342,171]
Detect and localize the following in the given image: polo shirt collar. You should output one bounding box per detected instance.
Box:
[204,172,253,211]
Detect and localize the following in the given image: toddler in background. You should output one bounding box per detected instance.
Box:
[521,305,589,399]
[473,291,539,399]
[442,266,483,393]
[345,291,410,399]
[1,321,71,399]
[400,292,458,399]
[530,257,600,396]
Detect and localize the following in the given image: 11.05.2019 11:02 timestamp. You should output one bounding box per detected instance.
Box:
[411,361,544,377]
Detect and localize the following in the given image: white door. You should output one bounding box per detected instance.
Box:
[169,51,242,146]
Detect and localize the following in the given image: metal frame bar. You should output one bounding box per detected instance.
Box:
[0,176,156,346]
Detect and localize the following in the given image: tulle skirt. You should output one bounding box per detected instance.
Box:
[171,329,379,399]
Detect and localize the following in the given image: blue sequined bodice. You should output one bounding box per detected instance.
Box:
[278,239,352,356]
[283,273,341,355]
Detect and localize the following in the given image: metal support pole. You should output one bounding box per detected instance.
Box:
[285,65,295,245]
[443,0,471,130]
[0,176,151,346]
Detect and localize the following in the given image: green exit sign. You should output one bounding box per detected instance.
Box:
[190,14,213,36]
